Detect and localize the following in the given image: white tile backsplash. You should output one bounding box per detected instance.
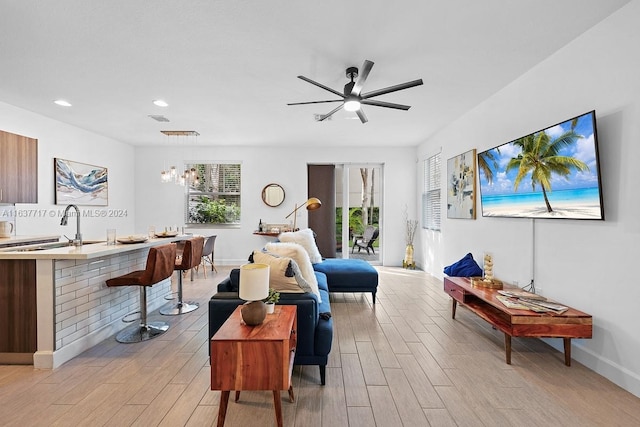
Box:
[53,248,172,350]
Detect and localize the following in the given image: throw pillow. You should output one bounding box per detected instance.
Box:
[443,252,483,277]
[251,251,306,294]
[278,228,323,264]
[265,242,321,302]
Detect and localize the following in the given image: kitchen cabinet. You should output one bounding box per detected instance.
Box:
[0,130,38,203]
[0,259,37,363]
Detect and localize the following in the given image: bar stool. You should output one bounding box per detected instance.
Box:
[161,236,204,316]
[106,243,177,343]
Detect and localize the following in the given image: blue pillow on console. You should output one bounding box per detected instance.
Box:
[443,253,483,277]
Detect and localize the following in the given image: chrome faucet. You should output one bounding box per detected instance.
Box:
[60,204,82,246]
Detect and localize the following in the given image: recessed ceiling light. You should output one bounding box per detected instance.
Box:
[153,99,169,107]
[53,99,72,107]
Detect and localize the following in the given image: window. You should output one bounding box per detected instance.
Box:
[185,163,241,224]
[422,153,441,231]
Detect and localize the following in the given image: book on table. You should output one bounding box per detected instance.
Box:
[496,294,569,314]
[498,290,547,301]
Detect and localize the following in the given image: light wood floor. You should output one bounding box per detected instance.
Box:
[1,266,639,426]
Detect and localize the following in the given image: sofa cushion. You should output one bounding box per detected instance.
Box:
[278,228,323,264]
[265,242,320,302]
[251,250,312,294]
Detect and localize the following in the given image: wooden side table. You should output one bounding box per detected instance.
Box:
[211,305,297,427]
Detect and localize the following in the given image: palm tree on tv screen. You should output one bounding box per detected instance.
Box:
[478,149,500,184]
[506,118,589,213]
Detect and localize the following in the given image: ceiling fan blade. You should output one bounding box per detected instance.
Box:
[351,60,374,96]
[319,104,344,121]
[361,99,411,110]
[287,100,343,106]
[361,79,423,99]
[356,108,368,124]
[298,76,345,98]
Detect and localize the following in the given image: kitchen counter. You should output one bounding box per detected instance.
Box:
[0,234,192,369]
[0,235,189,260]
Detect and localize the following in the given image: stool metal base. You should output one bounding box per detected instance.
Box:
[160,301,199,316]
[115,321,170,343]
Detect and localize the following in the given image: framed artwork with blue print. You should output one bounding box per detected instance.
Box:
[54,158,108,206]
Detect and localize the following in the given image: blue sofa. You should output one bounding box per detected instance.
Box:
[208,258,378,385]
[209,268,333,385]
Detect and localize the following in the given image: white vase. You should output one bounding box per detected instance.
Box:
[266,302,275,314]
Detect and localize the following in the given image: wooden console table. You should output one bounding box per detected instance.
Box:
[253,231,280,237]
[210,305,297,427]
[444,277,592,366]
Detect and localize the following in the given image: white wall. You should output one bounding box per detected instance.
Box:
[416,0,640,397]
[0,102,136,241]
[135,145,416,266]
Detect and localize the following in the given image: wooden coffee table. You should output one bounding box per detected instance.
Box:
[210,305,297,427]
[444,277,592,365]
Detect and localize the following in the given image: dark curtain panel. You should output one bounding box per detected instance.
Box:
[307,164,336,258]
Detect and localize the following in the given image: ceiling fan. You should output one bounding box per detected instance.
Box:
[287,60,423,124]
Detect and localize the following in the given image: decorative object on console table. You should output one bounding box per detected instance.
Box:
[471,252,503,289]
[285,197,322,231]
[54,158,108,206]
[239,263,270,325]
[447,149,477,219]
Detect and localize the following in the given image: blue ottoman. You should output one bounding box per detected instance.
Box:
[313,258,378,303]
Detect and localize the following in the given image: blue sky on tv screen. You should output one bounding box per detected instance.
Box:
[478,112,600,196]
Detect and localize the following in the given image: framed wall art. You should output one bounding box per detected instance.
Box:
[447,149,476,219]
[54,158,108,206]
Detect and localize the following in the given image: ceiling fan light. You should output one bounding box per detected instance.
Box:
[344,100,361,112]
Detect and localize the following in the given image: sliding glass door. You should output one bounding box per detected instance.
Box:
[336,164,383,264]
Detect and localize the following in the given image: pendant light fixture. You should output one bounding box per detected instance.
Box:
[159,130,200,187]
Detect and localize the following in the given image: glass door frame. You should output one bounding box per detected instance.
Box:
[337,163,383,265]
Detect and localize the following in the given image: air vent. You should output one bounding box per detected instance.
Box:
[148,115,170,122]
[160,130,200,136]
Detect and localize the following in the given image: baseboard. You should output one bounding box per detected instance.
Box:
[544,338,640,398]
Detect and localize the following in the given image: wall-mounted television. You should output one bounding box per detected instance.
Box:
[477,110,604,220]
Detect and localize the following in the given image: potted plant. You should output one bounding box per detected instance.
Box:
[265,288,280,314]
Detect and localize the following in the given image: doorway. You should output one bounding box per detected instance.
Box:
[336,164,383,265]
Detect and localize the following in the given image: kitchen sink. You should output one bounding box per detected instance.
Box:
[9,241,103,252]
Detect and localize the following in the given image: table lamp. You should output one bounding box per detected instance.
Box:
[285,197,322,231]
[239,263,270,325]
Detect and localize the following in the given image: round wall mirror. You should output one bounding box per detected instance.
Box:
[262,183,285,207]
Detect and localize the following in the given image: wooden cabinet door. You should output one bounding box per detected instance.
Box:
[0,130,38,203]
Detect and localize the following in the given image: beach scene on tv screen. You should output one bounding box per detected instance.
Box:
[478,112,603,219]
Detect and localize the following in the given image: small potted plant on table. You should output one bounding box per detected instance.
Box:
[265,288,280,314]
